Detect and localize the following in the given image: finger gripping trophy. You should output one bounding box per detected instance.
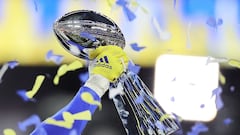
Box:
[52,10,180,135]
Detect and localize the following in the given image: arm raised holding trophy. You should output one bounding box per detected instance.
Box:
[31,10,181,135]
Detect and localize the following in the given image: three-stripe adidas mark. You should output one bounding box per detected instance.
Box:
[95,56,112,69]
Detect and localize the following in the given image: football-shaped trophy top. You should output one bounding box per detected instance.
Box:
[53,10,126,60]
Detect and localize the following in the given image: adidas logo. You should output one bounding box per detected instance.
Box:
[94,56,112,69]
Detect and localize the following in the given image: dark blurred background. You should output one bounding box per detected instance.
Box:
[1,0,240,134]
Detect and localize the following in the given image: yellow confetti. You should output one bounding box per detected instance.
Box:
[81,92,102,110]
[44,110,91,129]
[26,75,45,98]
[219,72,226,85]
[53,61,83,85]
[3,129,16,135]
[106,0,115,7]
[228,59,240,68]
[160,114,171,122]
[67,60,83,71]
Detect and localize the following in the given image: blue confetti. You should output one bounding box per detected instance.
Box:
[230,86,235,92]
[116,0,136,21]
[211,87,224,110]
[78,71,89,83]
[170,96,175,102]
[223,118,233,126]
[46,50,64,65]
[7,60,19,69]
[187,122,209,135]
[80,32,96,41]
[130,43,146,51]
[174,0,177,9]
[128,61,141,74]
[33,0,38,12]
[135,95,144,104]
[16,89,36,102]
[155,120,165,130]
[206,17,223,29]
[18,114,41,132]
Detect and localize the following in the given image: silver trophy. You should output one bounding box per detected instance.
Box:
[53,10,180,135]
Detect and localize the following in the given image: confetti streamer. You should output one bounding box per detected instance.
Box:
[78,71,89,83]
[223,118,233,126]
[135,95,144,104]
[18,114,41,132]
[53,60,83,85]
[160,114,171,122]
[46,50,64,65]
[219,72,226,85]
[206,17,223,30]
[187,122,208,135]
[173,0,177,9]
[152,16,171,40]
[116,0,136,21]
[17,75,45,102]
[130,43,146,52]
[33,0,38,12]
[44,110,91,129]
[211,87,224,110]
[230,86,235,92]
[81,92,102,110]
[228,59,240,68]
[0,63,8,83]
[80,32,96,41]
[3,129,16,135]
[7,61,19,69]
[109,82,124,99]
[128,61,141,74]
[106,0,115,7]
[26,75,45,98]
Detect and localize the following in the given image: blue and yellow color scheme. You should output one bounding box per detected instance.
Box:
[0,0,240,67]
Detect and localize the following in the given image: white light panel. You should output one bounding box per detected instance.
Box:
[154,54,219,122]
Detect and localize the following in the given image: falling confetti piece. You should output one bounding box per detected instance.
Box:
[230,86,235,92]
[211,87,224,110]
[80,32,96,41]
[0,63,8,83]
[160,114,171,122]
[200,104,205,108]
[173,0,177,9]
[228,59,240,68]
[67,60,83,71]
[33,0,38,12]
[44,110,91,129]
[130,43,146,52]
[223,118,233,126]
[187,122,208,135]
[3,129,16,135]
[17,89,36,102]
[7,61,19,69]
[26,75,45,99]
[135,95,144,104]
[18,114,41,132]
[81,92,102,110]
[53,60,83,85]
[128,61,141,74]
[170,96,175,102]
[206,17,223,30]
[78,71,89,83]
[155,120,165,131]
[106,0,115,7]
[46,50,64,65]
[116,0,136,21]
[152,17,171,40]
[219,72,226,85]
[109,83,124,99]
